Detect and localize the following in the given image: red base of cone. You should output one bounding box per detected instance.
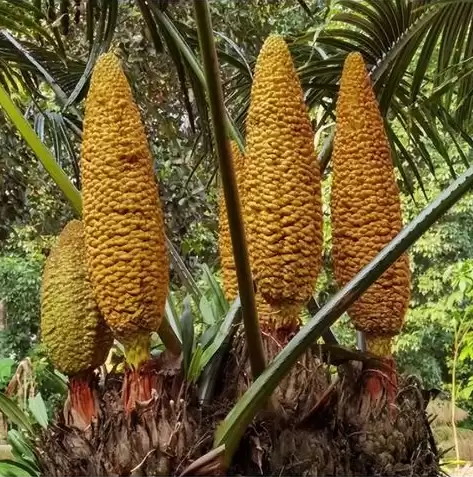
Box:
[64,373,99,430]
[122,359,159,413]
[363,357,398,417]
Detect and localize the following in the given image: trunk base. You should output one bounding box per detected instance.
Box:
[227,370,440,476]
[39,351,198,476]
[38,345,441,476]
[234,330,331,417]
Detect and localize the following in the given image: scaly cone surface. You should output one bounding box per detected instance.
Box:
[218,140,295,352]
[40,219,113,429]
[330,52,411,404]
[218,140,245,303]
[81,52,169,411]
[244,34,323,333]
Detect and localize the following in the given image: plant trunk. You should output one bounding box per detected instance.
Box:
[452,325,460,467]
[0,300,8,442]
[37,338,441,476]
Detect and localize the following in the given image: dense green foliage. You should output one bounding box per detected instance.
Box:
[0,255,43,360]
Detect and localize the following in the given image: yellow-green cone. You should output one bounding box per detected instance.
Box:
[41,220,113,376]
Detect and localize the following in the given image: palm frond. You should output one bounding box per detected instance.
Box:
[0,33,85,99]
[201,0,473,195]
[0,0,57,46]
[292,0,473,194]
[2,0,472,196]
[64,0,118,108]
[36,110,81,186]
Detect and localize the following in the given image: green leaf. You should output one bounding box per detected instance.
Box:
[0,459,38,477]
[63,4,106,108]
[459,383,473,400]
[458,339,473,361]
[336,0,391,47]
[180,297,195,378]
[201,264,229,318]
[0,393,33,435]
[85,0,95,46]
[0,6,56,45]
[198,323,219,349]
[38,368,68,396]
[198,296,241,372]
[187,344,204,382]
[0,358,15,383]
[410,15,444,102]
[199,295,215,326]
[214,31,253,78]
[197,298,242,404]
[7,430,39,472]
[0,83,81,215]
[163,295,183,345]
[27,393,48,429]
[65,0,118,108]
[151,7,244,152]
[158,313,182,355]
[1,30,80,118]
[135,0,163,52]
[165,294,182,337]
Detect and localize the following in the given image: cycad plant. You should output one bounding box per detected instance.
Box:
[2,0,473,476]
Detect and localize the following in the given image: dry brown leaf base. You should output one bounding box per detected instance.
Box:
[37,348,441,477]
[225,342,441,477]
[38,353,200,476]
[233,331,331,417]
[260,372,441,476]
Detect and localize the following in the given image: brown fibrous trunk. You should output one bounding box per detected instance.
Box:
[39,351,199,476]
[235,323,330,417]
[38,336,441,476]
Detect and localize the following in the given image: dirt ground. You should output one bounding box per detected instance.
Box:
[0,443,12,460]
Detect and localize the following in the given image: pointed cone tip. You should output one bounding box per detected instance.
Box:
[90,50,124,84]
[259,34,290,58]
[343,51,366,73]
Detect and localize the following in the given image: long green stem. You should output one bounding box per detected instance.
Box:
[0,84,82,214]
[192,0,266,379]
[214,162,473,465]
